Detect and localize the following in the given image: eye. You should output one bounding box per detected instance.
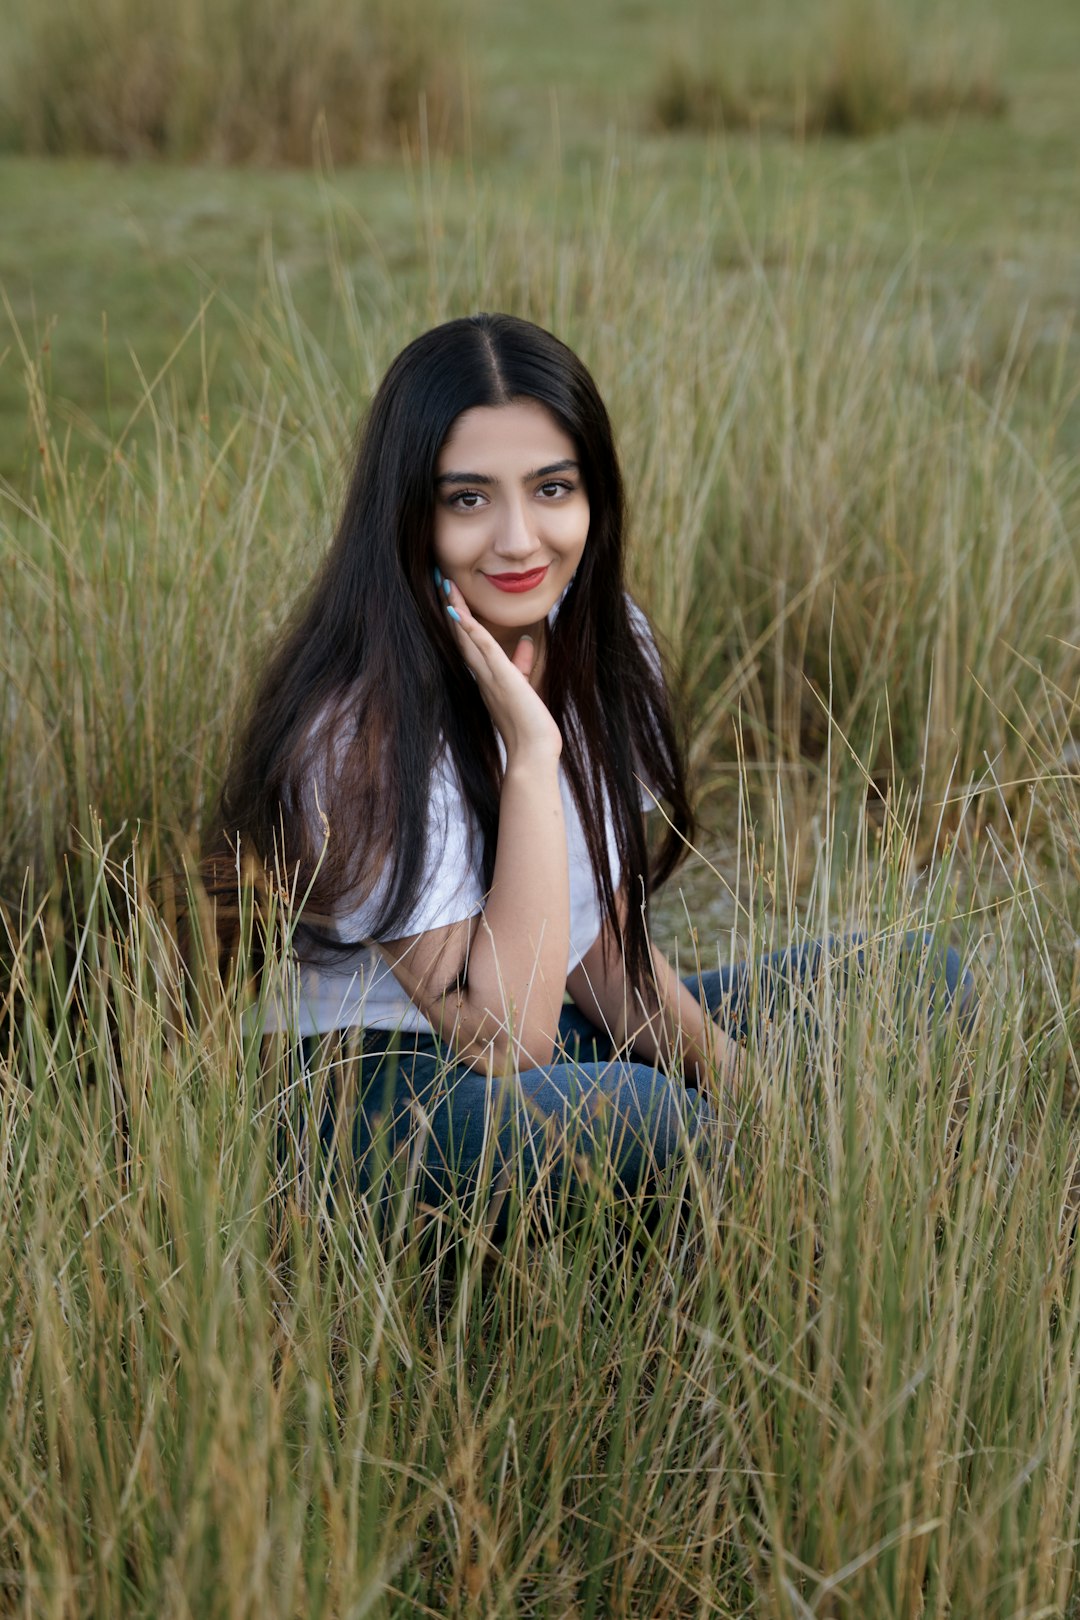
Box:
[537,480,573,499]
[449,489,486,510]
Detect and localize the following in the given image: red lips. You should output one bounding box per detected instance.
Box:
[484,566,549,593]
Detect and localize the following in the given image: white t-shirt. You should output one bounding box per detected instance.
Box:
[263,597,661,1037]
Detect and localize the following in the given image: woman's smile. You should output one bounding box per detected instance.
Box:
[432,399,590,655]
[483,565,550,593]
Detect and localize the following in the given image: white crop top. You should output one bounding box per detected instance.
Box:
[260,597,661,1037]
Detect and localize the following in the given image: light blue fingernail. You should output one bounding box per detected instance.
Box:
[434,567,442,586]
[446,605,461,623]
[443,578,452,597]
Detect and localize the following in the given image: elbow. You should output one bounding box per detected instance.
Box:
[453,986,561,1074]
[487,1024,559,1075]
[516,1033,560,1073]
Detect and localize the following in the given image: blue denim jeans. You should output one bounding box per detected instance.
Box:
[292,932,973,1240]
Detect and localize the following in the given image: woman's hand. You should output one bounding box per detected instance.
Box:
[712,1020,746,1105]
[441,576,563,765]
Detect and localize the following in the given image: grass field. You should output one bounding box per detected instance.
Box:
[1,0,1079,1613]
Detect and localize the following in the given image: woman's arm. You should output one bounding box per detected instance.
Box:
[377,751,569,1072]
[565,884,744,1104]
[376,583,571,1073]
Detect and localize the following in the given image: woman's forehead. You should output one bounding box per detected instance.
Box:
[438,400,576,471]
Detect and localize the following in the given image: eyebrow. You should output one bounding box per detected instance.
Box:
[435,458,579,487]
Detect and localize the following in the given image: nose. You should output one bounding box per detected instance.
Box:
[491,495,538,561]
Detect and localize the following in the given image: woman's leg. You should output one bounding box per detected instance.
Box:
[684,930,976,1036]
[306,1032,720,1243]
[292,932,972,1233]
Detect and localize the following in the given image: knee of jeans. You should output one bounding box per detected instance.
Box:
[593,1069,717,1189]
[899,929,978,1028]
[944,946,978,1029]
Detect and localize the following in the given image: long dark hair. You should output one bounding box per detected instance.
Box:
[208,313,694,1000]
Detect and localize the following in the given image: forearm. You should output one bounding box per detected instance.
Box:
[455,755,570,1070]
[626,947,726,1091]
[570,930,740,1100]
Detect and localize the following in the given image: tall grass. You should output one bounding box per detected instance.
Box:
[1,743,1077,1614]
[1,164,1078,1612]
[652,0,1006,137]
[0,0,465,162]
[816,0,1006,136]
[2,172,1075,891]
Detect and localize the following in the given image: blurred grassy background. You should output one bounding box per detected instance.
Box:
[2,0,1079,908]
[2,0,1079,481]
[3,0,1078,892]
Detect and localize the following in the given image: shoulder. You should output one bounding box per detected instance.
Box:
[624,593,664,680]
[625,592,655,640]
[299,695,464,817]
[549,583,663,670]
[288,690,364,821]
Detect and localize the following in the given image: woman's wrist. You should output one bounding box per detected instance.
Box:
[502,742,562,778]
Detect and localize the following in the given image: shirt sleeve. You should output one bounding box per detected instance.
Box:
[334,747,485,944]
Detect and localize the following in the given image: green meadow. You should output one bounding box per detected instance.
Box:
[1,0,1079,1613]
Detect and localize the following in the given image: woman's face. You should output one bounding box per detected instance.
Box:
[432,399,590,653]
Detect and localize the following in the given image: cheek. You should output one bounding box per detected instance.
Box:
[432,515,481,571]
[543,498,590,544]
[558,501,591,554]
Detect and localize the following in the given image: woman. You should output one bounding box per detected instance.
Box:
[209,312,967,1232]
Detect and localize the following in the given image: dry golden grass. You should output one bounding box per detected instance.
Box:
[651,0,1006,137]
[0,0,465,162]
[1,159,1078,1617]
